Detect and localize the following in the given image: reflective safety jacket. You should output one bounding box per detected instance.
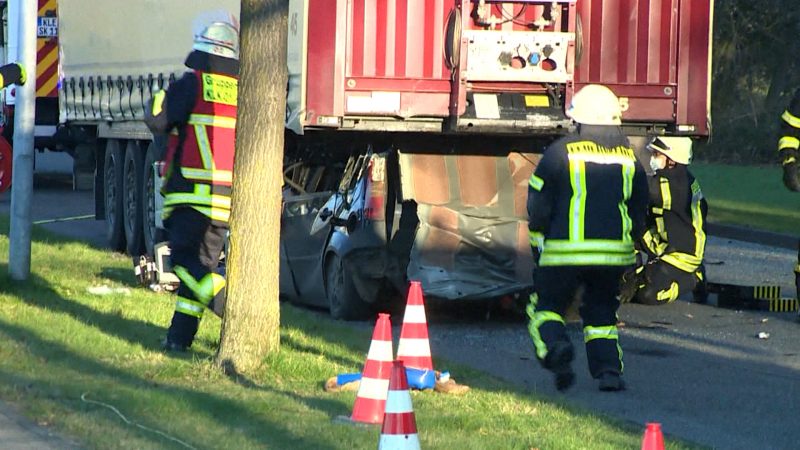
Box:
[162,70,238,224]
[527,125,649,266]
[641,165,707,273]
[778,88,800,158]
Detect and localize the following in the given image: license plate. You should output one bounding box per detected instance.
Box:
[524,95,550,108]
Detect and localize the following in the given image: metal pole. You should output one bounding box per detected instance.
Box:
[8,0,37,280]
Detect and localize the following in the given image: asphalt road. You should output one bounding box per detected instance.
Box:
[2,173,800,449]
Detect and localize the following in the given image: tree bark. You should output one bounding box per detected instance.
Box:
[215,0,288,374]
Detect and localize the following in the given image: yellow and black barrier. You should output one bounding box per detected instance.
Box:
[706,282,798,312]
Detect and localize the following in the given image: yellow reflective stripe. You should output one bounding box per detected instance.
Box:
[175,296,205,318]
[529,173,545,191]
[526,305,564,360]
[651,206,663,215]
[661,253,701,272]
[529,230,544,250]
[152,90,166,116]
[659,177,671,211]
[173,266,208,305]
[543,239,634,254]
[188,114,237,129]
[568,159,586,241]
[528,293,539,308]
[540,252,636,266]
[782,110,800,129]
[583,325,618,343]
[193,124,215,170]
[180,168,233,184]
[691,181,706,262]
[619,163,634,243]
[779,136,800,151]
[188,206,230,223]
[656,282,680,302]
[197,273,226,303]
[164,193,231,209]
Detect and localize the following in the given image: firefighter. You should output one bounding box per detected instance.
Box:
[777,88,800,302]
[144,18,239,352]
[526,84,649,392]
[619,136,708,305]
[0,63,25,88]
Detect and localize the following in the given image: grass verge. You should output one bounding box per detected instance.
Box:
[0,216,703,449]
[692,162,800,235]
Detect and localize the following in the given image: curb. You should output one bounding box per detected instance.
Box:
[708,223,798,251]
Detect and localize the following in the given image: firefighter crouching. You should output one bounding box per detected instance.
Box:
[526,84,649,392]
[144,18,239,352]
[619,137,708,305]
[777,88,800,304]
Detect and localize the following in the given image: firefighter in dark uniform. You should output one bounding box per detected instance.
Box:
[527,84,649,392]
[145,19,239,352]
[620,136,708,305]
[777,88,800,305]
[0,63,25,88]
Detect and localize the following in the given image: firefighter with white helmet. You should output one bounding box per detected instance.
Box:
[619,136,709,305]
[526,84,649,391]
[145,14,239,352]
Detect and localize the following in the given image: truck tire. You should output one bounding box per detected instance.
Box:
[103,140,126,252]
[325,253,371,320]
[122,140,145,256]
[141,140,161,256]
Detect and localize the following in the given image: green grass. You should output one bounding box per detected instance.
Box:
[692,162,800,235]
[0,217,703,450]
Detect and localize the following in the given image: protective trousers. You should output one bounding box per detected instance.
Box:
[528,265,626,378]
[633,258,700,305]
[164,207,227,348]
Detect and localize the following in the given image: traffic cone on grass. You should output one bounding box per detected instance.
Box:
[641,422,665,450]
[378,360,421,450]
[396,281,434,371]
[350,313,394,424]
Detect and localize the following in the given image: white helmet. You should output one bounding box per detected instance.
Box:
[567,84,622,125]
[193,21,239,60]
[647,136,693,165]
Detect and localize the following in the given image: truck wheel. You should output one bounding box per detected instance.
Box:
[325,253,371,320]
[122,141,145,256]
[103,140,126,252]
[141,140,161,256]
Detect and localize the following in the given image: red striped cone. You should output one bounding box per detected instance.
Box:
[378,361,420,450]
[396,281,434,371]
[350,313,394,424]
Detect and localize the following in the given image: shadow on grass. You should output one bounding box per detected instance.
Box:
[0,313,343,449]
[0,264,166,350]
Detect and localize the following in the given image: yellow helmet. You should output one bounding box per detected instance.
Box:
[193,21,239,60]
[647,136,693,165]
[567,84,622,126]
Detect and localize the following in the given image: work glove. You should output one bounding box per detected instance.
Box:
[781,149,800,192]
[619,266,645,304]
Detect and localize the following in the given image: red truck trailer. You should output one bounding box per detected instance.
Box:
[279,0,714,318]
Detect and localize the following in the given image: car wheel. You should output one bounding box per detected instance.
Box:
[325,253,371,320]
[103,140,126,252]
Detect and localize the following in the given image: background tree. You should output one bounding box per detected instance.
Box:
[701,1,800,162]
[215,0,288,374]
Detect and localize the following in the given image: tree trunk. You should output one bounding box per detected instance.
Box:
[215,0,288,374]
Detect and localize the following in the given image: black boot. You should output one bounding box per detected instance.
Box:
[544,341,575,392]
[598,372,626,392]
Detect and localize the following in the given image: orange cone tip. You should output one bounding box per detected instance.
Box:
[397,281,434,371]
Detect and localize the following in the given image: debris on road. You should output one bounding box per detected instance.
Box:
[757,332,770,339]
